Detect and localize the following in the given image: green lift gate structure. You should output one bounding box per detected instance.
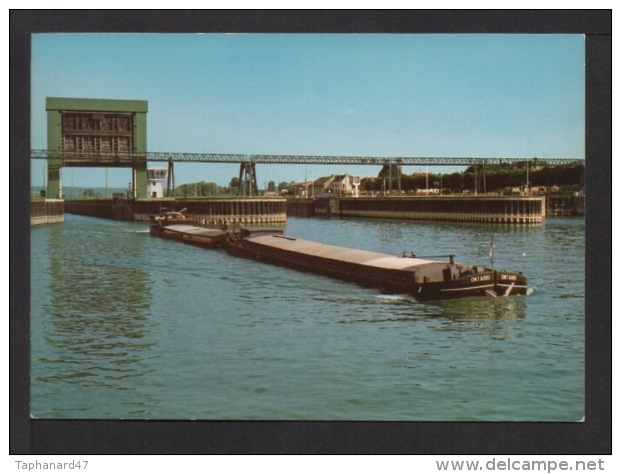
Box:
[45,97,148,199]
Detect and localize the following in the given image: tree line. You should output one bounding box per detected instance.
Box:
[363,164,584,193]
[173,178,281,197]
[87,162,579,198]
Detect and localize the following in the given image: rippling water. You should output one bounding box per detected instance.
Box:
[30,214,584,421]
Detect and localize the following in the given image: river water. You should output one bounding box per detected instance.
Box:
[30,214,584,421]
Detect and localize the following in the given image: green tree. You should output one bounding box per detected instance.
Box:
[229,177,240,195]
[278,181,291,194]
[202,182,221,196]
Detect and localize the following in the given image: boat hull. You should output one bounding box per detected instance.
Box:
[226,235,527,301]
[416,271,527,301]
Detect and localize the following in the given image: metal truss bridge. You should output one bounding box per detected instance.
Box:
[30,149,584,167]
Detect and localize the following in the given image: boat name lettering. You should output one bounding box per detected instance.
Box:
[470,275,492,283]
[500,274,518,281]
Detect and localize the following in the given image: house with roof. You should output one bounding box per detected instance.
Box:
[312,174,361,197]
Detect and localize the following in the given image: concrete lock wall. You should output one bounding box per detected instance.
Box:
[30,199,65,226]
[64,198,287,225]
[314,196,546,224]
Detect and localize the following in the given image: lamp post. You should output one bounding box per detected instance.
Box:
[526,159,530,194]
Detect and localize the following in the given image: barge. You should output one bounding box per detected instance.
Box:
[149,209,284,249]
[149,210,229,248]
[148,209,527,301]
[226,232,527,301]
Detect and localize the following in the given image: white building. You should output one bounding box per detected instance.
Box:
[313,174,361,197]
[147,168,168,198]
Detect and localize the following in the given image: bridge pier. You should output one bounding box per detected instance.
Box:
[238,162,258,196]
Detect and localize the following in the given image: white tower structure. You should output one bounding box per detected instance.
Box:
[147,167,168,198]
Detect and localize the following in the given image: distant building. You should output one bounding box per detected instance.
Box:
[291,180,314,197]
[313,174,360,197]
[147,168,168,198]
[312,176,336,196]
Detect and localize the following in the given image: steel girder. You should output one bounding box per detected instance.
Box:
[30,149,584,167]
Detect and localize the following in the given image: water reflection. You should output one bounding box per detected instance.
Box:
[426,295,527,321]
[37,223,154,389]
[339,293,527,324]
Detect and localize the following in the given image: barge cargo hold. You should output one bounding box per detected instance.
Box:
[150,211,229,248]
[151,223,229,248]
[149,210,284,248]
[226,233,527,301]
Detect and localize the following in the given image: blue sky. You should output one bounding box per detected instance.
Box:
[31,33,585,189]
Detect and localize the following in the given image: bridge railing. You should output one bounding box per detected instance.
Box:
[30,149,585,167]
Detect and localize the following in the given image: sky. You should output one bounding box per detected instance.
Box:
[30,33,585,189]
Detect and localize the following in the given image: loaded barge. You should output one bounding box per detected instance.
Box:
[149,210,527,301]
[226,232,527,301]
[150,210,228,248]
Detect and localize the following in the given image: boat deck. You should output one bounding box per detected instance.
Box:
[245,235,443,271]
[163,224,228,238]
